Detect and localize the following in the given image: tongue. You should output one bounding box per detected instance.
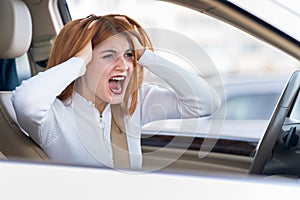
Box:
[109,80,122,94]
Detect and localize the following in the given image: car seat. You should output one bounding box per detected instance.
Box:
[0,0,49,162]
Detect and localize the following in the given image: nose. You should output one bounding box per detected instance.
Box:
[115,56,129,72]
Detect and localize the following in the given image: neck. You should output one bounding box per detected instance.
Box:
[95,99,107,114]
[75,78,107,114]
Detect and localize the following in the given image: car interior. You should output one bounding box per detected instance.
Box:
[0,0,300,180]
[0,0,49,162]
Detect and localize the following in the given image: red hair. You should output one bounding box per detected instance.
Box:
[47,14,153,115]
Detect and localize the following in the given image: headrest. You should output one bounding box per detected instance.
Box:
[0,0,32,59]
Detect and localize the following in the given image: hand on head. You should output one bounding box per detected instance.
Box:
[131,35,146,60]
[74,17,98,65]
[75,40,93,65]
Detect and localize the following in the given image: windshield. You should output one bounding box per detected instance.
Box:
[229,0,300,42]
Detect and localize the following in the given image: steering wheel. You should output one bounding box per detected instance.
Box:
[249,71,300,174]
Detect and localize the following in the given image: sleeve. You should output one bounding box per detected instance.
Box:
[11,57,86,144]
[138,50,221,125]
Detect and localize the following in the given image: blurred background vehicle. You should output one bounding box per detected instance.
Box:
[217,74,288,120]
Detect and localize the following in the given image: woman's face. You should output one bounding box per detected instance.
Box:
[82,34,134,106]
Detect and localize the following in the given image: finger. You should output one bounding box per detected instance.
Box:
[88,20,97,29]
[79,14,97,29]
[114,16,131,25]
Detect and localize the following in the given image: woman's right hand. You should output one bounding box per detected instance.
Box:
[75,40,93,65]
[74,18,98,65]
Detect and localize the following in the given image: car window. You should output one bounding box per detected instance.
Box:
[66,0,298,140]
[224,93,281,120]
[0,54,31,90]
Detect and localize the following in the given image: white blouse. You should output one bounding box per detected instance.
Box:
[11,50,221,170]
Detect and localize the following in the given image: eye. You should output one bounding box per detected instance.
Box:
[102,54,114,59]
[124,52,133,58]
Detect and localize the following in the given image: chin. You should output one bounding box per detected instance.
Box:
[110,95,125,105]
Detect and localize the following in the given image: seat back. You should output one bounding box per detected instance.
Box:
[0,92,48,161]
[0,0,49,162]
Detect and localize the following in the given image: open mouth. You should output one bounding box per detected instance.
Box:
[108,76,126,95]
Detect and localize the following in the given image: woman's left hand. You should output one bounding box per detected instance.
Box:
[132,36,146,60]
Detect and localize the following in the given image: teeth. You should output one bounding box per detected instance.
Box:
[111,77,125,81]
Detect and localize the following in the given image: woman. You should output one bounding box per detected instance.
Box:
[11,14,221,170]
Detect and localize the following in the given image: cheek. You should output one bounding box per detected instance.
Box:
[129,66,134,76]
[85,62,108,88]
[127,60,134,69]
[127,64,134,80]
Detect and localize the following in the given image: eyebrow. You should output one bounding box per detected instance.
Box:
[100,50,117,54]
[126,48,133,52]
[100,48,133,54]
